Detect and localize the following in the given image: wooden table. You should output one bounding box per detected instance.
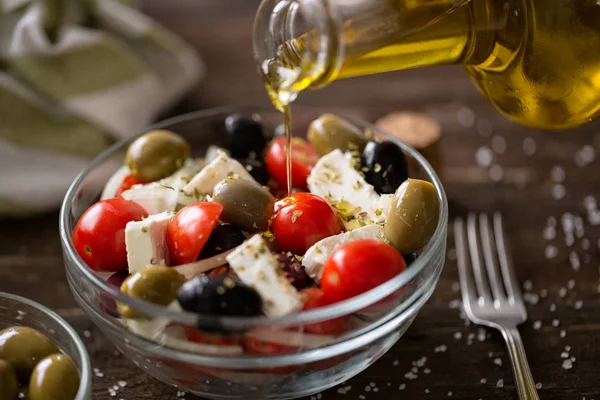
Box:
[3,0,600,398]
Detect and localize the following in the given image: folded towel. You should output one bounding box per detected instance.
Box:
[0,0,204,216]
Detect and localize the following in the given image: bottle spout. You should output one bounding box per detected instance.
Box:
[253,0,343,109]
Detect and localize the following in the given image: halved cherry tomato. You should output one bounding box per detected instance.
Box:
[166,202,223,265]
[299,288,349,336]
[265,136,318,190]
[184,327,240,346]
[116,174,145,197]
[271,193,342,255]
[72,198,148,271]
[321,239,406,304]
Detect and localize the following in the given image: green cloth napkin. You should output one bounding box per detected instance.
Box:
[0,0,203,216]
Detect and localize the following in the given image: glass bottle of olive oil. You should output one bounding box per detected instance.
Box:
[254,0,600,130]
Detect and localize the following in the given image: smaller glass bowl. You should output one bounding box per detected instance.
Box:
[0,292,92,400]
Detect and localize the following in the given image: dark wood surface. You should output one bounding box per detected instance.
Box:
[3,0,600,398]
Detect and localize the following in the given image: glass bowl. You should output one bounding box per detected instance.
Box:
[0,292,92,399]
[59,106,448,400]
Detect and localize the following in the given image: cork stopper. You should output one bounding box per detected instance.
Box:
[375,111,442,180]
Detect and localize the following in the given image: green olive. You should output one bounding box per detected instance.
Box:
[118,265,186,318]
[0,327,59,381]
[308,113,368,156]
[0,358,18,399]
[29,354,79,400]
[126,130,191,182]
[384,179,439,253]
[212,178,275,232]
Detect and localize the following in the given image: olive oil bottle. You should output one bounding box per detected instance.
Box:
[254,0,600,131]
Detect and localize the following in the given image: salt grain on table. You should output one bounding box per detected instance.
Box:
[489,164,504,181]
[497,379,504,388]
[545,245,558,259]
[575,300,583,310]
[561,352,570,359]
[552,184,566,200]
[569,252,581,271]
[458,107,475,127]
[536,383,543,389]
[567,280,576,289]
[543,226,556,240]
[523,137,536,156]
[552,319,560,327]
[562,359,573,370]
[560,329,567,338]
[523,280,533,291]
[551,166,566,182]
[559,287,568,297]
[550,303,557,312]
[454,332,462,340]
[475,146,494,167]
[399,384,406,391]
[480,378,487,384]
[540,289,548,298]
[533,320,542,330]
[493,357,503,366]
[581,238,590,250]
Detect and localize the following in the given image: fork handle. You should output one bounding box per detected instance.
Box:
[499,326,540,400]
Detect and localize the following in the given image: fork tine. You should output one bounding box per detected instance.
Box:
[493,212,523,303]
[479,213,506,303]
[454,217,477,306]
[466,213,494,306]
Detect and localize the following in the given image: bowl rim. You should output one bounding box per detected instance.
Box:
[59,105,448,331]
[0,291,92,399]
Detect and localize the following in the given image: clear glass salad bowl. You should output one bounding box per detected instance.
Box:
[59,106,448,400]
[0,292,92,399]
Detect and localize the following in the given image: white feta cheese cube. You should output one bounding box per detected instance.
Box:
[125,211,173,274]
[183,152,257,197]
[307,149,384,230]
[303,225,388,281]
[205,146,229,163]
[121,185,178,215]
[226,235,303,317]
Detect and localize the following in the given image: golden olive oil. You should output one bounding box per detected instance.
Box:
[262,0,600,130]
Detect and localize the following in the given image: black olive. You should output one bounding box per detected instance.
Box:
[225,114,269,159]
[361,141,409,194]
[239,157,270,186]
[277,253,313,290]
[402,252,418,266]
[177,275,263,317]
[199,224,246,259]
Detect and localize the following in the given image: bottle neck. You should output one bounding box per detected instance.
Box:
[254,0,476,109]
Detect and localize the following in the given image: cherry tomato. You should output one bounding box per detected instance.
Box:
[271,193,342,255]
[72,198,148,271]
[321,239,406,304]
[184,327,240,346]
[265,136,318,190]
[116,174,145,197]
[299,288,349,336]
[242,335,298,355]
[208,265,231,277]
[166,202,223,265]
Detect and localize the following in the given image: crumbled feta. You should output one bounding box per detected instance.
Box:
[226,235,302,317]
[100,165,130,200]
[307,149,384,230]
[303,225,388,281]
[183,151,257,197]
[125,211,173,273]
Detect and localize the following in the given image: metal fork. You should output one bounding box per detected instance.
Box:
[454,212,540,400]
